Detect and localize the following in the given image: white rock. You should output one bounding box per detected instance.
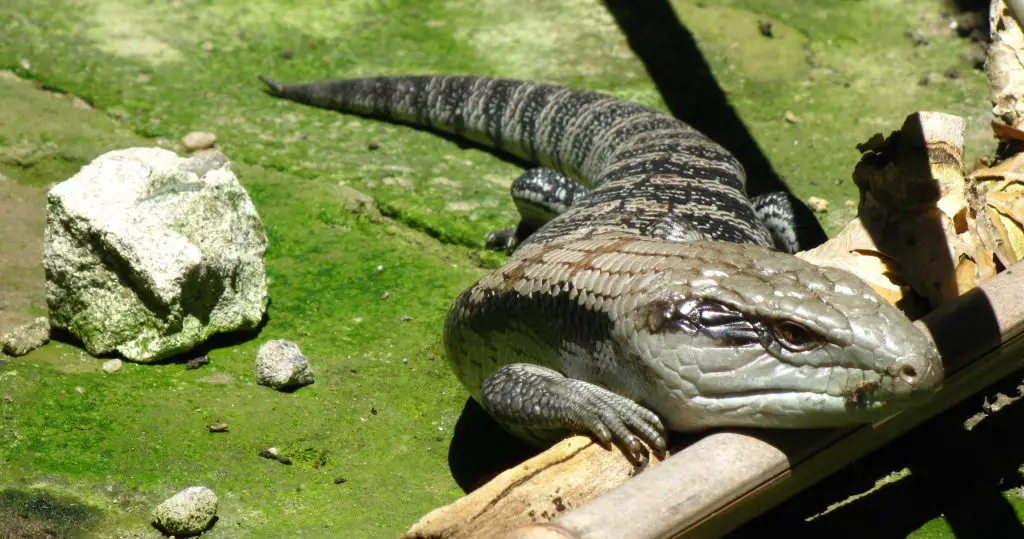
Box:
[256,339,314,390]
[44,148,268,362]
[152,486,218,536]
[101,359,123,374]
[0,317,50,356]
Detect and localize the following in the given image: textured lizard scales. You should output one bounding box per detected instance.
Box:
[259,75,943,459]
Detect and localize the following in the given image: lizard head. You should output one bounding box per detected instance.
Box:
[618,239,942,431]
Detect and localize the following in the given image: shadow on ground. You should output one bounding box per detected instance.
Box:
[448,398,538,492]
[601,0,828,249]
[0,487,103,539]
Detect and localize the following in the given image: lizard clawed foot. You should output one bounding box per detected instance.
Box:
[485,227,519,253]
[484,167,591,254]
[573,383,667,463]
[481,363,667,464]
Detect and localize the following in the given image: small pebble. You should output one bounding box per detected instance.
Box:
[402,357,409,365]
[207,423,229,433]
[333,477,348,485]
[367,139,381,151]
[401,315,413,322]
[381,291,391,300]
[182,131,217,152]
[807,196,830,213]
[186,355,210,370]
[784,111,800,124]
[259,447,293,465]
[102,359,123,374]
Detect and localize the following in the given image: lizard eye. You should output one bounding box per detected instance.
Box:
[772,321,819,352]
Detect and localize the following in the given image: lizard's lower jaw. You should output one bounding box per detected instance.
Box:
[664,384,938,431]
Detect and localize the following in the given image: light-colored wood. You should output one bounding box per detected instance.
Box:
[990,0,1024,133]
[402,436,667,539]
[796,111,1024,313]
[518,262,1024,539]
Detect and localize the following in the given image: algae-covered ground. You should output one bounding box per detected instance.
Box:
[1,0,1022,537]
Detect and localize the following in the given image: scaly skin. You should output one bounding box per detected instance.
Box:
[259,75,943,460]
[445,231,940,456]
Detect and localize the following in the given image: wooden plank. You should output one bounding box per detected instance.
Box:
[508,262,1024,539]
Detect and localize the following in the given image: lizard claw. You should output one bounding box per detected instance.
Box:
[575,383,667,463]
[481,364,667,464]
[485,227,519,253]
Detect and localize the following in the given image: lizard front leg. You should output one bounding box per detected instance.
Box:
[481,363,667,462]
[485,168,590,253]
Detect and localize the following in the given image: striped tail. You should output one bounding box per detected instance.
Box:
[259,75,773,248]
[261,75,674,185]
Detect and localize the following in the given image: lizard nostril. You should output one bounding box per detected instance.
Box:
[900,364,918,379]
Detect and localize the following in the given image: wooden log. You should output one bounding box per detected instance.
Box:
[508,261,1024,538]
[402,437,668,538]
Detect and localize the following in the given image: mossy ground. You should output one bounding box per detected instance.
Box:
[0,0,1020,537]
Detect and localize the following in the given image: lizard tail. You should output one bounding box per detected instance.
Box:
[257,75,286,96]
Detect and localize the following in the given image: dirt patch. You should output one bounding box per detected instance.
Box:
[0,182,46,335]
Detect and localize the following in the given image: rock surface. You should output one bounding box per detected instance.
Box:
[256,339,314,390]
[0,317,50,356]
[101,358,123,373]
[44,147,268,362]
[152,486,218,536]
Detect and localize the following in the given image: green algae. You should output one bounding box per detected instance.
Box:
[0,0,1013,536]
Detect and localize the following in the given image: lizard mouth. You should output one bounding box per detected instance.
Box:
[680,383,936,429]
